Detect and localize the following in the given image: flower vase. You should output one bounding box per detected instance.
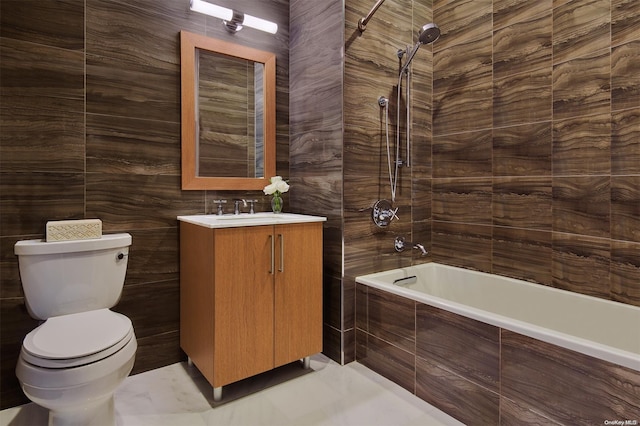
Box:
[271,194,283,214]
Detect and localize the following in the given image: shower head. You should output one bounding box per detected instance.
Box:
[399,23,440,75]
[418,23,440,45]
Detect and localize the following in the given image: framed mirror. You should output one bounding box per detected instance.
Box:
[180,30,276,190]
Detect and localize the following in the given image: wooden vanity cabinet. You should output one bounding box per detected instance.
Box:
[179,221,323,394]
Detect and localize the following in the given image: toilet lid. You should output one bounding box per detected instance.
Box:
[23,309,132,364]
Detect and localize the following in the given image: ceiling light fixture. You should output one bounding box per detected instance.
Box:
[189,0,278,34]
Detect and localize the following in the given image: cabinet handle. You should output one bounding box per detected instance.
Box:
[269,234,275,274]
[278,233,284,272]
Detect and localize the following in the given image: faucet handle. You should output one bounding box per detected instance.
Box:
[385,207,400,222]
[247,199,258,214]
[372,200,399,227]
[212,199,227,215]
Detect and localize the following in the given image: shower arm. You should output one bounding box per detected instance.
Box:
[358,0,386,32]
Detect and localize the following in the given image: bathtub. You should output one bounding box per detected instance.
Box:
[356,262,640,372]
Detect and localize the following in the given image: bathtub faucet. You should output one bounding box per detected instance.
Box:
[394,236,428,256]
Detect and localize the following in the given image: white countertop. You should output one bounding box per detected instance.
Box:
[177,212,327,229]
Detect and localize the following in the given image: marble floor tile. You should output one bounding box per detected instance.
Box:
[0,354,463,426]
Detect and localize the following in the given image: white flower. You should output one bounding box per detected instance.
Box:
[263,183,277,195]
[275,179,289,193]
[263,176,289,195]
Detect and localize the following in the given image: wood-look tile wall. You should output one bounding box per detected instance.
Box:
[430,0,639,308]
[290,0,435,364]
[357,285,640,425]
[289,0,346,363]
[342,0,436,363]
[295,0,638,366]
[0,0,289,409]
[346,0,638,364]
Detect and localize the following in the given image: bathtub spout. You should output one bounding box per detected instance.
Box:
[394,236,428,256]
[413,243,428,256]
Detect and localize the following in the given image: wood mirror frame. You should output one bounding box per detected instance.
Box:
[180,30,276,190]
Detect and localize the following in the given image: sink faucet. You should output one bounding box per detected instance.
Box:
[394,236,428,256]
[233,199,248,215]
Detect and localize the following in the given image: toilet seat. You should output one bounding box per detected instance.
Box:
[22,309,133,368]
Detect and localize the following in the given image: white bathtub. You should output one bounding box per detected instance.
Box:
[356,263,640,372]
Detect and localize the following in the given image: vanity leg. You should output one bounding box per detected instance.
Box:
[213,387,222,402]
[302,356,311,370]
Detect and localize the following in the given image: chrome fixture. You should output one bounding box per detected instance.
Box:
[394,236,428,256]
[234,199,248,215]
[232,199,259,215]
[398,23,440,76]
[379,23,439,205]
[247,199,258,214]
[372,199,399,228]
[379,95,399,203]
[190,0,278,34]
[222,10,245,33]
[396,23,440,168]
[358,0,387,32]
[212,199,227,215]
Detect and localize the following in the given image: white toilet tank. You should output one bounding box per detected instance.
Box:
[14,233,132,320]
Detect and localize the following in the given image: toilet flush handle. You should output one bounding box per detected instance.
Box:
[116,252,128,261]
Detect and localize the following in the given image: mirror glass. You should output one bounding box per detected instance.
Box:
[180,31,276,190]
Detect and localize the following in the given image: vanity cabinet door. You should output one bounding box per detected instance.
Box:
[213,226,275,386]
[273,222,323,367]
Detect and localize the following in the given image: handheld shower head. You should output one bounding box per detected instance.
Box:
[418,23,440,45]
[399,23,440,75]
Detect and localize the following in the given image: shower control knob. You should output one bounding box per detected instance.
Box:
[372,199,399,228]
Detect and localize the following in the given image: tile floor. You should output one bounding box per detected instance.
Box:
[1,354,463,426]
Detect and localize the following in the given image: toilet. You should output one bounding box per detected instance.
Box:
[14,233,137,426]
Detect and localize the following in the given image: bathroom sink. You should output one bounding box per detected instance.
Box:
[215,213,275,220]
[177,213,326,229]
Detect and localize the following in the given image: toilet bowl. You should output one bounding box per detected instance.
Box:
[14,233,136,426]
[16,309,137,426]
